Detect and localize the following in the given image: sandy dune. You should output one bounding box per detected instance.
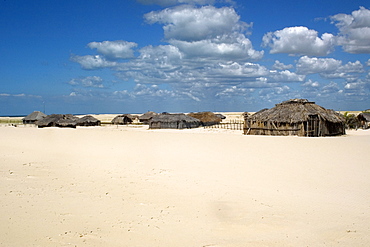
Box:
[1,125,370,246]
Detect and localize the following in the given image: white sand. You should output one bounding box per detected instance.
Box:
[1,125,370,246]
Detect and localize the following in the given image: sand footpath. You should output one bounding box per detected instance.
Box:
[1,125,370,246]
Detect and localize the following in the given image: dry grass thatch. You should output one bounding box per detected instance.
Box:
[248,99,344,123]
[358,112,370,129]
[245,99,345,137]
[188,112,222,126]
[139,111,158,124]
[77,115,101,126]
[358,112,370,122]
[37,114,79,128]
[22,111,46,124]
[215,113,226,119]
[111,114,135,125]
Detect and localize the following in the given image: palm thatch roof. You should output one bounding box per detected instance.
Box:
[139,111,158,123]
[111,114,135,125]
[22,111,46,123]
[37,114,79,128]
[57,118,78,128]
[215,113,226,120]
[248,99,344,123]
[358,112,370,122]
[188,112,222,125]
[77,115,101,126]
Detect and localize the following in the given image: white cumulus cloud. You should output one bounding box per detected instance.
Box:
[68,76,104,88]
[269,70,305,82]
[87,40,138,60]
[211,62,269,80]
[71,55,117,70]
[259,85,294,102]
[262,26,335,56]
[170,33,263,60]
[302,79,320,88]
[145,5,249,41]
[321,82,341,95]
[331,7,370,54]
[296,56,342,74]
[296,56,365,80]
[272,60,293,70]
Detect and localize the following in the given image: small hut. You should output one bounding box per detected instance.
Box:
[139,111,158,124]
[244,99,345,137]
[22,111,46,124]
[357,112,370,129]
[149,114,201,129]
[77,115,101,126]
[215,113,226,120]
[111,114,136,125]
[37,114,78,128]
[188,112,222,126]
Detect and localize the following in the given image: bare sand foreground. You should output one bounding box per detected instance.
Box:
[1,125,370,247]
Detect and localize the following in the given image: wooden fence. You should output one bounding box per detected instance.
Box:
[204,120,244,130]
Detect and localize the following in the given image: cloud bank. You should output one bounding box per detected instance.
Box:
[331,6,370,54]
[69,5,370,110]
[262,26,335,56]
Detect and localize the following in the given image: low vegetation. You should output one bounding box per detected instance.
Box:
[0,118,23,124]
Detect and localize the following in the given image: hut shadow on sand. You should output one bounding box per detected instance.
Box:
[244,99,345,137]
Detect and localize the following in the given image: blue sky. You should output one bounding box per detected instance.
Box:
[1,0,369,115]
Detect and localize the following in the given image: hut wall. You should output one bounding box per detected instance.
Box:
[150,120,200,129]
[149,121,178,129]
[179,121,201,129]
[149,122,161,129]
[244,120,305,136]
[245,120,345,137]
[78,122,101,127]
[23,120,35,124]
[320,122,345,136]
[165,121,179,129]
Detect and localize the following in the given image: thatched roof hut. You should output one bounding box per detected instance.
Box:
[77,115,101,126]
[215,113,226,120]
[37,114,78,128]
[149,113,201,129]
[111,114,135,125]
[244,99,345,137]
[188,112,222,126]
[357,112,370,122]
[357,112,370,129]
[139,111,158,124]
[22,111,46,124]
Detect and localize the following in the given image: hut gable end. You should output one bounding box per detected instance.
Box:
[23,111,47,124]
